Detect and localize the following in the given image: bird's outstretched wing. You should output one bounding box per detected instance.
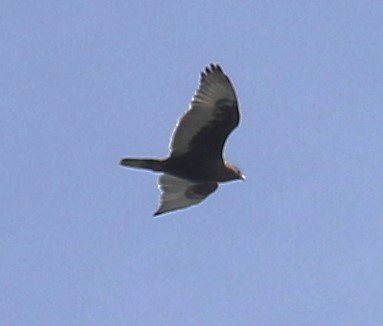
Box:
[170,64,239,159]
[154,174,218,216]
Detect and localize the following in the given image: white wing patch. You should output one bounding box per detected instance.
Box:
[170,65,237,156]
[154,174,218,216]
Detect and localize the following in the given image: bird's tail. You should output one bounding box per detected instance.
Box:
[120,158,164,172]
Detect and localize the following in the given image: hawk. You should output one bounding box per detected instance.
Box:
[120,64,244,216]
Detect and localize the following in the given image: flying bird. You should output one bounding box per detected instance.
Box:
[120,64,244,216]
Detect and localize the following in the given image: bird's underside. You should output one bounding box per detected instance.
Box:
[120,63,243,216]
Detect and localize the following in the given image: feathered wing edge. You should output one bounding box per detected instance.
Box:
[154,174,218,216]
[169,64,238,156]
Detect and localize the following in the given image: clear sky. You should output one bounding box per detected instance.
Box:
[2,1,383,325]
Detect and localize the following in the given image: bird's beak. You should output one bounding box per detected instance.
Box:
[240,174,246,181]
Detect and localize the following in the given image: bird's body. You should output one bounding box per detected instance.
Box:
[121,154,239,183]
[120,64,244,216]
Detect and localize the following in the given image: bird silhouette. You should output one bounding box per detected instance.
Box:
[120,64,244,216]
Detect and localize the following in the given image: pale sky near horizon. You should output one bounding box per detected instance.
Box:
[2,1,383,325]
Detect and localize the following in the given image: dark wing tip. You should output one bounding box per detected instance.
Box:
[209,63,223,72]
[201,63,223,79]
[153,210,163,217]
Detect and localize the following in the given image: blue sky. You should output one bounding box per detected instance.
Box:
[2,1,383,325]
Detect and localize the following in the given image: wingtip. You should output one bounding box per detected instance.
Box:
[153,210,163,217]
[210,63,222,72]
[201,63,222,78]
[207,63,222,72]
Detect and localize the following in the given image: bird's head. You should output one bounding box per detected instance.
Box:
[224,162,245,181]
